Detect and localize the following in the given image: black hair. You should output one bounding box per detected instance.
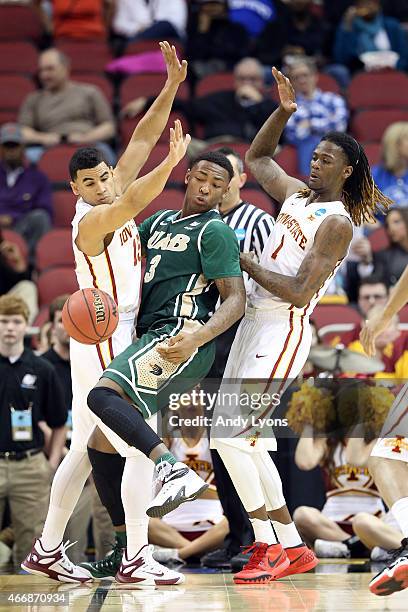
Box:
[190,151,234,181]
[320,131,391,225]
[215,146,244,174]
[69,147,108,181]
[358,275,388,292]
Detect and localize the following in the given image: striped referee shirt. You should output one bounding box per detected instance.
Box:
[220,200,275,292]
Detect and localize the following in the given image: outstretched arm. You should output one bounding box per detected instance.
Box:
[157,277,246,364]
[113,41,187,194]
[240,215,352,308]
[360,264,408,356]
[245,67,306,204]
[77,121,190,255]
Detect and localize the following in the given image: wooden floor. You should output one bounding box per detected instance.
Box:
[1,564,408,611]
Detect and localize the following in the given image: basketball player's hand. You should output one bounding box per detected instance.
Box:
[157,332,199,364]
[360,311,389,357]
[239,251,257,271]
[272,67,297,114]
[160,40,187,85]
[168,119,191,166]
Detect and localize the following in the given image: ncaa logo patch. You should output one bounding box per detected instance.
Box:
[235,228,246,241]
[315,208,326,217]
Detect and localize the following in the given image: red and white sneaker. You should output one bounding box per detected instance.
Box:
[233,542,289,584]
[369,538,408,596]
[276,543,319,578]
[115,545,185,586]
[21,539,92,583]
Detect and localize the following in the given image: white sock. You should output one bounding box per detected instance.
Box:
[272,521,302,547]
[121,454,153,559]
[250,518,277,545]
[391,497,408,539]
[41,450,91,550]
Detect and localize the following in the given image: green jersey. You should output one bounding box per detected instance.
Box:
[137,209,242,335]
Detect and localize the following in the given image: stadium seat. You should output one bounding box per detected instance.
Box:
[37,267,77,307]
[134,141,189,184]
[135,189,184,223]
[270,72,341,103]
[0,42,38,75]
[71,73,114,105]
[399,305,408,323]
[121,74,189,106]
[0,111,18,125]
[56,41,112,73]
[274,145,298,176]
[195,72,235,98]
[368,226,389,252]
[351,109,408,142]
[38,145,78,184]
[2,229,28,264]
[0,5,44,43]
[312,304,362,345]
[348,71,408,110]
[0,75,35,112]
[124,39,184,58]
[36,229,74,272]
[53,190,76,228]
[362,142,382,166]
[241,188,276,216]
[120,112,190,148]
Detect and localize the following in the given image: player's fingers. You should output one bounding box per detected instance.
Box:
[184,134,192,147]
[169,126,175,142]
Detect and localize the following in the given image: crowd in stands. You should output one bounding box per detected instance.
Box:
[1,0,408,569]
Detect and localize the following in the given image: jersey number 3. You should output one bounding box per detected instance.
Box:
[144,255,161,283]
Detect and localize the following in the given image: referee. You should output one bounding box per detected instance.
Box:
[201,147,275,570]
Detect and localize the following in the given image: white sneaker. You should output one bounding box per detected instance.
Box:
[0,541,12,564]
[314,539,350,559]
[116,545,185,586]
[152,546,184,566]
[147,461,209,518]
[118,587,185,612]
[21,539,93,583]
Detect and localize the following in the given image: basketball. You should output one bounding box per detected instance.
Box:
[62,288,119,345]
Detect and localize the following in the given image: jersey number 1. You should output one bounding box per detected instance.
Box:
[271,235,285,260]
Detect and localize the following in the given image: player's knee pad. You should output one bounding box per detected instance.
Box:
[87,386,120,418]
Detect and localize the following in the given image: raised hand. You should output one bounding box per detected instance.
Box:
[272,66,297,114]
[168,119,191,166]
[160,40,187,85]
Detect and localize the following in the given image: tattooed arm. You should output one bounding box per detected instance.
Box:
[245,67,306,204]
[157,277,246,364]
[240,216,352,308]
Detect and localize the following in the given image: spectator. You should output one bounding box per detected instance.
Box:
[372,122,408,207]
[40,295,92,564]
[186,0,249,79]
[345,208,408,299]
[112,0,187,53]
[284,58,348,175]
[255,0,330,68]
[122,57,277,151]
[18,49,115,165]
[34,0,114,41]
[0,123,52,264]
[0,295,67,567]
[0,231,38,325]
[228,0,277,38]
[333,0,408,72]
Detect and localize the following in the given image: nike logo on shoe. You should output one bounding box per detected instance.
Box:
[145,571,165,577]
[164,468,189,483]
[255,354,267,358]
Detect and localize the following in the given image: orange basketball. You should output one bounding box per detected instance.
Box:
[62,288,119,345]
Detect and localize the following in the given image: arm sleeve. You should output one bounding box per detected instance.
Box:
[41,360,68,429]
[199,220,242,280]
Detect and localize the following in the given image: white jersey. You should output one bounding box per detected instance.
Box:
[248,193,352,315]
[72,197,141,316]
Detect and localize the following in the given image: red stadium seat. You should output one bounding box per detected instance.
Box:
[362,142,382,166]
[53,190,76,228]
[0,42,38,75]
[241,188,276,216]
[124,39,184,58]
[368,226,390,252]
[274,146,298,176]
[348,71,408,110]
[270,72,341,103]
[38,145,78,184]
[0,5,44,43]
[313,305,362,345]
[195,72,235,98]
[37,267,77,307]
[71,73,114,105]
[120,112,190,148]
[36,229,74,272]
[0,111,18,125]
[56,41,112,73]
[351,110,408,142]
[2,229,28,264]
[0,75,35,112]
[121,74,189,106]
[133,141,189,183]
[399,305,408,323]
[135,189,184,223]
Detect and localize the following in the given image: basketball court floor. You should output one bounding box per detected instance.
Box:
[1,562,407,611]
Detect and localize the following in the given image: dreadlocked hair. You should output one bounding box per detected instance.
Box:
[298,131,392,226]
